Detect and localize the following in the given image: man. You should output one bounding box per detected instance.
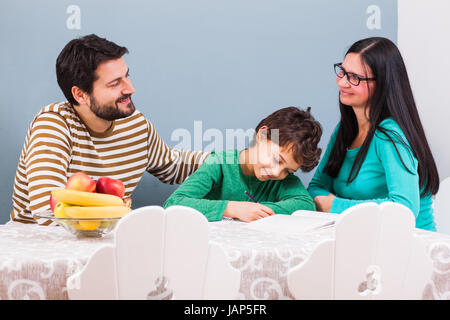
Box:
[11,34,209,225]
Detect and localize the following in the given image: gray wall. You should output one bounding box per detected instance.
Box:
[0,0,397,224]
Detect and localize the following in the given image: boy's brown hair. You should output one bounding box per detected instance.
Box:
[254,106,322,172]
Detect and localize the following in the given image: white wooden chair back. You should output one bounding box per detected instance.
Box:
[287,202,432,299]
[67,205,240,300]
[434,176,450,235]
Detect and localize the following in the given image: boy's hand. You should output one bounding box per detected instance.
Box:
[223,201,274,222]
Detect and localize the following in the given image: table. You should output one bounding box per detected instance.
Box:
[0,220,449,300]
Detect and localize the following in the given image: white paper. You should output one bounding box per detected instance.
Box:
[292,210,339,220]
[246,211,339,234]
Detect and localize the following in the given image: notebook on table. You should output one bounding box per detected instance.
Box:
[245,210,339,234]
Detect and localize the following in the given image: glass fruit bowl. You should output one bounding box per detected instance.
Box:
[35,211,122,238]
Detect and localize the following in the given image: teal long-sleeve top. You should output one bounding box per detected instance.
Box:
[163,149,316,221]
[307,118,436,231]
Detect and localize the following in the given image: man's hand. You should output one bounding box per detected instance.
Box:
[313,193,336,213]
[223,201,275,222]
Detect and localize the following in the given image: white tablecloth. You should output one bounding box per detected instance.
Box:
[0,220,449,300]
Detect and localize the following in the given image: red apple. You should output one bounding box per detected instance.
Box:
[66,172,96,192]
[49,194,59,212]
[96,177,125,198]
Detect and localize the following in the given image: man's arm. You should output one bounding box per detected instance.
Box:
[145,120,209,184]
[14,112,72,217]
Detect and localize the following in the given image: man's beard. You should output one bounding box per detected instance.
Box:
[89,94,136,121]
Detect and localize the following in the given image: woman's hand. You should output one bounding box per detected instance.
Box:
[313,193,336,213]
[223,201,274,222]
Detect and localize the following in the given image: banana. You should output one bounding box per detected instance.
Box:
[51,188,124,207]
[75,221,101,231]
[54,202,72,219]
[63,205,131,219]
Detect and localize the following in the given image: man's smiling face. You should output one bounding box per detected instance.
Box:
[88,57,136,121]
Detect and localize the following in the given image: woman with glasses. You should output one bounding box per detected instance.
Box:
[307,37,439,231]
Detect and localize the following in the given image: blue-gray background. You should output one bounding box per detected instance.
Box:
[0,0,397,224]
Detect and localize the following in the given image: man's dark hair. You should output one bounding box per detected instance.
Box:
[56,34,129,106]
[254,106,322,172]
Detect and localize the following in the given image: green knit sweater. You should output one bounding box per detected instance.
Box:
[163,149,315,221]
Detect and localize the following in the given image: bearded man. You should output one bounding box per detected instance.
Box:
[10,34,209,225]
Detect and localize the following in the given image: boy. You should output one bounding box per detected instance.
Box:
[163,107,322,222]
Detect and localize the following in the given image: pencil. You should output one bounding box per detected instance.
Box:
[244,190,258,203]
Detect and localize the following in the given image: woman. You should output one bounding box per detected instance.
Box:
[308,37,439,231]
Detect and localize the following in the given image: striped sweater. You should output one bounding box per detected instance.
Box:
[11,102,209,225]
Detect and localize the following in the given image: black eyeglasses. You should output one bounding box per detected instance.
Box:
[334,63,376,86]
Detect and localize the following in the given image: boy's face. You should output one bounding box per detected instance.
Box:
[253,128,302,181]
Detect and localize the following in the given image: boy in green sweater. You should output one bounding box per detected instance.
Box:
[163,107,323,222]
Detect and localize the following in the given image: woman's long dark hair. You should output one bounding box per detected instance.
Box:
[324,37,439,196]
